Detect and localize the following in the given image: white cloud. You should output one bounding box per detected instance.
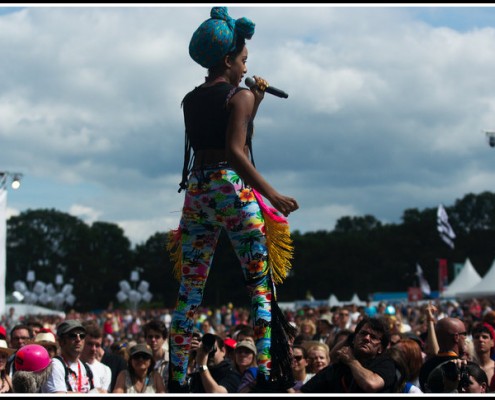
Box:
[1,5,495,246]
[69,204,101,225]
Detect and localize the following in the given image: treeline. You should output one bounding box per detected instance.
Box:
[6,191,495,312]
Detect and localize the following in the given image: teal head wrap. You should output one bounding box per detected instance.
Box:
[189,7,255,69]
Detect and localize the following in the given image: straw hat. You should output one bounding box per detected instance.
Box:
[0,339,15,356]
[34,331,58,351]
[34,331,56,344]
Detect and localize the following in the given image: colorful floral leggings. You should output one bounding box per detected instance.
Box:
[169,166,273,386]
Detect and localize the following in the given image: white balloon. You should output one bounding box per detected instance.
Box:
[45,283,56,296]
[62,284,73,295]
[128,290,141,303]
[130,271,139,282]
[38,293,50,305]
[27,293,39,304]
[12,291,24,302]
[55,274,64,285]
[66,294,76,306]
[53,293,65,305]
[138,281,149,293]
[33,281,46,295]
[13,281,27,293]
[116,291,128,303]
[119,280,131,293]
[142,291,153,303]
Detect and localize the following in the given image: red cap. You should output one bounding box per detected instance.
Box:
[0,326,6,338]
[224,338,237,349]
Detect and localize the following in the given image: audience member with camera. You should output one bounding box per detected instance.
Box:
[418,317,468,392]
[425,359,488,393]
[189,333,241,393]
[300,317,398,393]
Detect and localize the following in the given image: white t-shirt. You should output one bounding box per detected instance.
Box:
[42,357,93,393]
[87,359,112,392]
[405,382,423,393]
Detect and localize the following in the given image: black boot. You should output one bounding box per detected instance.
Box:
[252,373,293,393]
[168,379,190,393]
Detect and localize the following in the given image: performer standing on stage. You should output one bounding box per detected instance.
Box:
[166,7,299,393]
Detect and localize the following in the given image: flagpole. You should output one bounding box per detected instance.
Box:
[0,172,23,316]
[436,204,455,298]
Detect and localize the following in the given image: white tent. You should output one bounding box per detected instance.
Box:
[441,258,482,298]
[348,293,366,306]
[328,294,341,307]
[5,302,66,318]
[456,258,495,299]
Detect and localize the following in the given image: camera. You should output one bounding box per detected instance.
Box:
[486,131,495,148]
[201,333,217,355]
[458,364,471,391]
[441,361,470,392]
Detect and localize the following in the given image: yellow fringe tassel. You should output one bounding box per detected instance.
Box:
[264,215,294,286]
[166,228,183,282]
[166,216,294,286]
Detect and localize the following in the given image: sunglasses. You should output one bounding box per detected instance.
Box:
[66,332,86,340]
[293,355,304,362]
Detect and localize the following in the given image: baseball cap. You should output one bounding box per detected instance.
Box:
[57,320,86,337]
[235,340,257,355]
[224,338,237,349]
[129,343,153,358]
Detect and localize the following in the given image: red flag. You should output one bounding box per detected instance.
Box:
[438,258,449,293]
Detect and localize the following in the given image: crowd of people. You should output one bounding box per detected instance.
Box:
[0,296,493,393]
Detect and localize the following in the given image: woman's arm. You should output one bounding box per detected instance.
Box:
[112,370,126,393]
[226,89,298,217]
[153,371,167,393]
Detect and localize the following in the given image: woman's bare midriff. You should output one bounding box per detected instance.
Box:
[193,149,227,167]
[193,147,249,167]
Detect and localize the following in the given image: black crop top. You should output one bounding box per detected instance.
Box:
[182,82,240,151]
[178,82,254,192]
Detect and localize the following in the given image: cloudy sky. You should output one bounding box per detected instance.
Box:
[2,4,495,247]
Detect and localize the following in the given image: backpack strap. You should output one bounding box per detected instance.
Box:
[53,356,94,392]
[82,361,95,390]
[53,356,72,392]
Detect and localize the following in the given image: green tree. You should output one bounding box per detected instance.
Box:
[86,221,134,311]
[451,191,495,232]
[6,191,495,310]
[7,209,91,309]
[134,232,178,308]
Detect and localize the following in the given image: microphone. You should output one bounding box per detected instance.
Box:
[245,77,289,99]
